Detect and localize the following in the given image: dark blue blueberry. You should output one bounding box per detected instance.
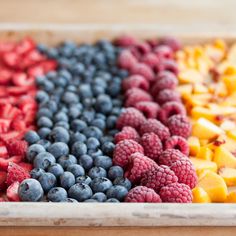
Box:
[95,94,112,114]
[108,166,124,181]
[58,155,77,169]
[37,116,53,128]
[36,139,51,150]
[88,167,107,179]
[101,142,115,156]
[108,129,119,136]
[111,107,121,116]
[82,98,95,108]
[91,118,105,130]
[60,172,76,189]
[63,198,78,202]
[47,47,59,58]
[80,109,95,124]
[68,106,81,119]
[49,127,70,143]
[37,44,47,53]
[66,164,85,178]
[112,99,122,107]
[40,100,58,113]
[54,121,70,130]
[62,91,79,104]
[95,113,106,120]
[47,187,68,202]
[47,163,64,178]
[94,156,112,170]
[78,154,93,170]
[91,192,107,202]
[106,115,117,129]
[88,149,103,159]
[68,183,93,202]
[83,126,102,139]
[86,137,100,150]
[71,119,87,132]
[90,177,112,193]
[78,84,93,99]
[24,131,40,145]
[47,142,69,159]
[38,172,57,192]
[26,144,46,163]
[70,132,86,145]
[33,152,56,170]
[107,82,121,97]
[113,177,132,191]
[106,185,128,201]
[72,62,85,75]
[100,136,114,144]
[76,175,92,185]
[84,199,98,202]
[37,108,53,119]
[53,112,68,123]
[35,91,49,104]
[71,141,87,157]
[38,127,51,139]
[66,85,77,92]
[18,179,44,202]
[93,77,107,88]
[46,71,57,80]
[36,75,47,86]
[53,76,68,87]
[40,80,55,93]
[106,198,120,203]
[30,168,45,180]
[59,68,73,81]
[92,85,105,96]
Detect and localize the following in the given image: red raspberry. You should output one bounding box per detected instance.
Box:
[142,52,159,68]
[154,59,179,75]
[158,101,186,124]
[134,101,160,119]
[159,183,193,203]
[125,186,162,203]
[165,135,189,156]
[146,38,159,48]
[141,165,178,191]
[170,159,197,189]
[114,126,140,143]
[122,75,149,91]
[158,37,182,52]
[167,115,191,138]
[5,139,28,157]
[156,70,177,80]
[135,42,151,55]
[116,108,146,130]
[131,63,154,81]
[118,50,137,70]
[139,119,170,142]
[125,88,152,107]
[155,89,181,105]
[114,35,138,47]
[113,140,144,167]
[140,132,163,161]
[125,152,157,183]
[154,45,173,59]
[158,149,188,166]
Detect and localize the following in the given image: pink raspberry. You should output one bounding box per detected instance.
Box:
[146,38,159,48]
[125,88,152,107]
[131,63,154,81]
[122,75,150,91]
[170,159,197,189]
[167,115,191,138]
[154,45,173,59]
[113,139,144,167]
[118,50,137,70]
[140,132,163,161]
[154,59,179,75]
[125,186,162,203]
[158,37,182,52]
[114,126,140,143]
[142,52,159,68]
[164,135,189,156]
[155,89,181,105]
[116,108,146,130]
[156,70,177,80]
[134,101,160,119]
[158,149,188,166]
[135,42,151,55]
[141,165,178,192]
[139,119,170,142]
[159,183,193,203]
[114,35,138,47]
[158,101,186,124]
[125,152,157,183]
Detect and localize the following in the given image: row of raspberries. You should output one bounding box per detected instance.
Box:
[114,36,197,203]
[0,38,57,201]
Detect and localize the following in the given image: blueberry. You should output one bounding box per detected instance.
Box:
[66,164,85,178]
[47,187,68,202]
[18,179,44,202]
[72,63,85,75]
[30,168,45,179]
[68,183,93,202]
[106,185,128,201]
[63,198,78,202]
[83,126,102,139]
[53,112,68,123]
[78,84,93,99]
[26,144,45,163]
[84,199,98,202]
[47,47,59,58]
[40,100,58,113]
[37,139,51,149]
[38,172,57,192]
[101,142,115,156]
[37,116,53,128]
[54,121,70,130]
[71,119,87,132]
[68,106,81,119]
[66,85,77,92]
[60,172,75,189]
[94,156,112,170]
[58,155,77,169]
[33,152,56,169]
[37,108,53,119]
[91,192,107,202]
[90,118,106,130]
[79,154,93,170]
[92,85,105,96]
[36,91,49,104]
[76,175,92,185]
[48,142,69,159]
[106,115,117,129]
[70,132,86,145]
[82,98,95,108]
[88,149,103,158]
[40,80,55,93]
[111,107,121,116]
[113,177,131,191]
[90,177,112,193]
[47,163,64,178]
[108,129,119,136]
[100,136,114,144]
[71,142,87,157]
[95,113,106,120]
[37,127,51,139]
[108,166,124,180]
[62,91,79,104]
[86,137,100,150]
[49,127,70,143]
[95,94,112,114]
[80,109,95,124]
[106,198,120,203]
[88,167,107,179]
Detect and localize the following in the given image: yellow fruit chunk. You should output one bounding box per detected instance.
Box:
[177,84,192,96]
[190,157,217,176]
[188,136,200,156]
[219,167,236,186]
[214,146,236,169]
[197,171,227,202]
[227,130,236,141]
[225,191,236,203]
[178,69,204,84]
[223,75,236,94]
[193,83,209,94]
[197,147,213,161]
[192,118,223,140]
[191,107,217,122]
[192,187,211,203]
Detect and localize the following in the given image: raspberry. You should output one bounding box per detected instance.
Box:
[5,139,28,157]
[140,132,162,161]
[125,186,162,203]
[154,59,179,75]
[141,165,178,191]
[156,70,177,81]
[155,89,181,105]
[114,35,138,47]
[158,37,182,52]
[158,101,186,124]
[134,101,160,119]
[118,50,137,70]
[159,183,193,203]
[142,52,159,68]
[165,135,189,156]
[131,63,154,81]
[154,45,173,59]
[113,140,144,167]
[167,115,191,138]
[114,126,140,143]
[135,42,151,55]
[116,108,146,130]
[158,149,188,166]
[139,119,170,142]
[125,88,152,107]
[125,152,157,183]
[122,75,149,91]
[170,159,197,189]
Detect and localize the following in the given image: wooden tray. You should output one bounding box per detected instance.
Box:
[0,24,236,236]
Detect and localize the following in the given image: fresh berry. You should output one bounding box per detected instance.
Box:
[158,37,181,52]
[33,152,56,170]
[47,187,68,202]
[0,171,7,191]
[68,183,93,202]
[142,52,159,68]
[26,144,45,163]
[90,177,113,193]
[79,154,93,171]
[113,139,144,167]
[108,166,124,180]
[159,183,193,203]
[38,172,57,192]
[125,186,162,203]
[130,63,154,81]
[134,101,160,119]
[106,185,128,201]
[155,89,181,105]
[122,75,149,91]
[18,162,33,172]
[106,198,120,203]
[47,142,69,159]
[94,155,113,170]
[71,141,87,157]
[113,177,131,190]
[7,181,20,202]
[158,149,188,166]
[125,88,152,107]
[114,35,138,47]
[5,139,28,157]
[154,45,173,59]
[91,192,107,202]
[0,156,23,171]
[66,164,85,178]
[88,167,107,179]
[114,126,140,143]
[76,175,92,185]
[118,50,137,70]
[57,155,77,169]
[30,168,45,179]
[59,172,76,190]
[47,163,64,178]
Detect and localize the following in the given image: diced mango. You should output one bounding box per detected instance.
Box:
[219,167,236,186]
[190,157,217,176]
[214,146,236,169]
[178,69,204,83]
[225,191,236,203]
[223,75,236,94]
[192,187,211,203]
[197,147,213,161]
[197,171,227,202]
[177,84,192,96]
[193,83,209,94]
[188,136,200,156]
[191,107,217,122]
[227,130,236,141]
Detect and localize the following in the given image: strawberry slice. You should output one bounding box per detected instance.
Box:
[5,139,28,157]
[0,156,23,171]
[0,42,15,55]
[24,111,36,125]
[6,181,20,201]
[0,104,22,119]
[40,59,57,72]
[0,171,7,191]
[0,146,8,159]
[7,86,29,95]
[0,119,11,133]
[15,38,35,55]
[0,197,7,202]
[2,51,19,68]
[0,86,8,97]
[12,72,34,87]
[18,162,33,172]
[0,131,24,142]
[0,68,12,85]
[27,65,44,77]
[11,119,26,132]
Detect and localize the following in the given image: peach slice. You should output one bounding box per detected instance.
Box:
[219,167,236,186]
[197,147,213,161]
[225,191,236,203]
[214,146,236,169]
[192,187,211,203]
[190,157,217,176]
[188,136,200,156]
[178,69,204,84]
[223,75,236,94]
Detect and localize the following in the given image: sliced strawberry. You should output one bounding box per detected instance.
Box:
[2,51,20,68]
[0,97,18,105]
[20,50,45,69]
[0,156,22,171]
[0,86,8,97]
[0,68,12,85]
[40,59,57,72]
[0,146,8,159]
[0,131,24,142]
[12,72,34,87]
[6,181,20,201]
[7,86,29,95]
[0,104,22,119]
[0,119,11,133]
[15,38,35,55]
[18,162,33,172]
[11,119,26,132]
[0,197,7,202]
[0,42,15,55]
[0,171,7,191]
[24,111,36,125]
[5,139,28,157]
[27,65,44,77]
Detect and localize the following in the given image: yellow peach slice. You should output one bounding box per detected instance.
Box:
[197,147,213,161]
[188,136,200,156]
[192,187,211,203]
[227,130,236,141]
[191,107,218,122]
[223,75,236,94]
[193,83,208,94]
[190,157,217,176]
[178,69,204,84]
[214,146,236,169]
[219,167,236,186]
[177,84,192,96]
[225,191,236,203]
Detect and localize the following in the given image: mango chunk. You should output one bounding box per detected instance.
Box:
[192,187,211,203]
[219,167,236,186]
[190,157,217,176]
[197,147,213,161]
[191,107,217,122]
[223,75,236,94]
[177,84,192,96]
[178,69,204,84]
[197,171,227,202]
[188,136,200,156]
[214,146,236,169]
[227,130,236,141]
[193,83,209,94]
[225,191,236,203]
